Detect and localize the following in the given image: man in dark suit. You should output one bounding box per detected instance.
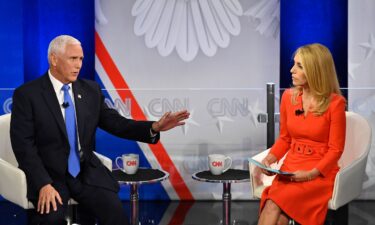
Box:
[10,35,189,225]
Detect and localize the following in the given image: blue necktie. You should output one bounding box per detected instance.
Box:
[62,84,80,177]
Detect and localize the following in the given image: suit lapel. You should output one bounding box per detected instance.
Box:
[72,81,86,145]
[41,75,68,140]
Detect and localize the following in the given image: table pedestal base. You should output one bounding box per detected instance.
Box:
[130,184,139,225]
[222,183,231,225]
[192,170,250,225]
[112,169,169,225]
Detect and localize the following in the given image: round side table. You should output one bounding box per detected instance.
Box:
[112,168,169,225]
[192,169,250,225]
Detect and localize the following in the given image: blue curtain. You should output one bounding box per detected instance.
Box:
[0,0,94,113]
[0,0,24,89]
[280,0,348,98]
[22,0,95,82]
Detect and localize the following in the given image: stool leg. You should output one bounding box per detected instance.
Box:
[222,183,231,225]
[331,205,348,225]
[72,205,78,224]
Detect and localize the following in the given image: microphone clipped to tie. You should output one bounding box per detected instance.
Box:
[295,108,304,116]
[62,102,70,108]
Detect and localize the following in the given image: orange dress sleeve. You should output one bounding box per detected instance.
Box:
[315,95,346,176]
[270,90,292,161]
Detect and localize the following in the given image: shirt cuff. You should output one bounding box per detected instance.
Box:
[150,128,158,137]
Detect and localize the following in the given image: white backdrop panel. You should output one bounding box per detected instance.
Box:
[349,0,375,199]
[95,0,279,200]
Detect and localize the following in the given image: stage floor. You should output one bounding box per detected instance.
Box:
[0,200,374,225]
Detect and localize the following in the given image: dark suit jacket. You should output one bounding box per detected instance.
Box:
[10,74,159,200]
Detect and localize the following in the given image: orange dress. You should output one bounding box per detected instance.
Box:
[260,89,346,225]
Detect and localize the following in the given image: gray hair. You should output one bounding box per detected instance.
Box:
[47,35,81,64]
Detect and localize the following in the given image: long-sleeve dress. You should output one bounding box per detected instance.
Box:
[260,89,346,225]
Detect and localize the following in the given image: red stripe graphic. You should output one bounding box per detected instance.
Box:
[95,31,193,200]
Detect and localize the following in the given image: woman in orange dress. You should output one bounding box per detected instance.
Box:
[257,43,346,225]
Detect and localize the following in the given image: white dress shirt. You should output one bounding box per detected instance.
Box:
[48,71,82,157]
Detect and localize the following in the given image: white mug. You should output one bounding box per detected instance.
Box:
[116,154,139,174]
[208,154,232,175]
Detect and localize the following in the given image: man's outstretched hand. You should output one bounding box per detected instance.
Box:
[152,110,190,132]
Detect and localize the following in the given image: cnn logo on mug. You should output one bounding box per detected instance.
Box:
[116,154,139,175]
[208,154,232,175]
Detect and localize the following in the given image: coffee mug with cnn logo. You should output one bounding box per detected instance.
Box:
[208,154,232,175]
[116,153,139,174]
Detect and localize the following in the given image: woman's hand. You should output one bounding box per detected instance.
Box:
[260,154,277,176]
[289,168,320,182]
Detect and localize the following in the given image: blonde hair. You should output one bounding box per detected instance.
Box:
[47,35,81,64]
[291,43,341,115]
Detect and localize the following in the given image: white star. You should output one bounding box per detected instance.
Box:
[348,61,361,80]
[350,94,375,117]
[247,99,265,127]
[359,33,375,61]
[181,110,200,135]
[214,116,234,134]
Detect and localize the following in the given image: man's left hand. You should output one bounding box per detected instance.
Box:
[152,110,190,132]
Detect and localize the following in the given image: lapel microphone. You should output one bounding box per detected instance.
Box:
[295,108,304,116]
[62,102,70,108]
